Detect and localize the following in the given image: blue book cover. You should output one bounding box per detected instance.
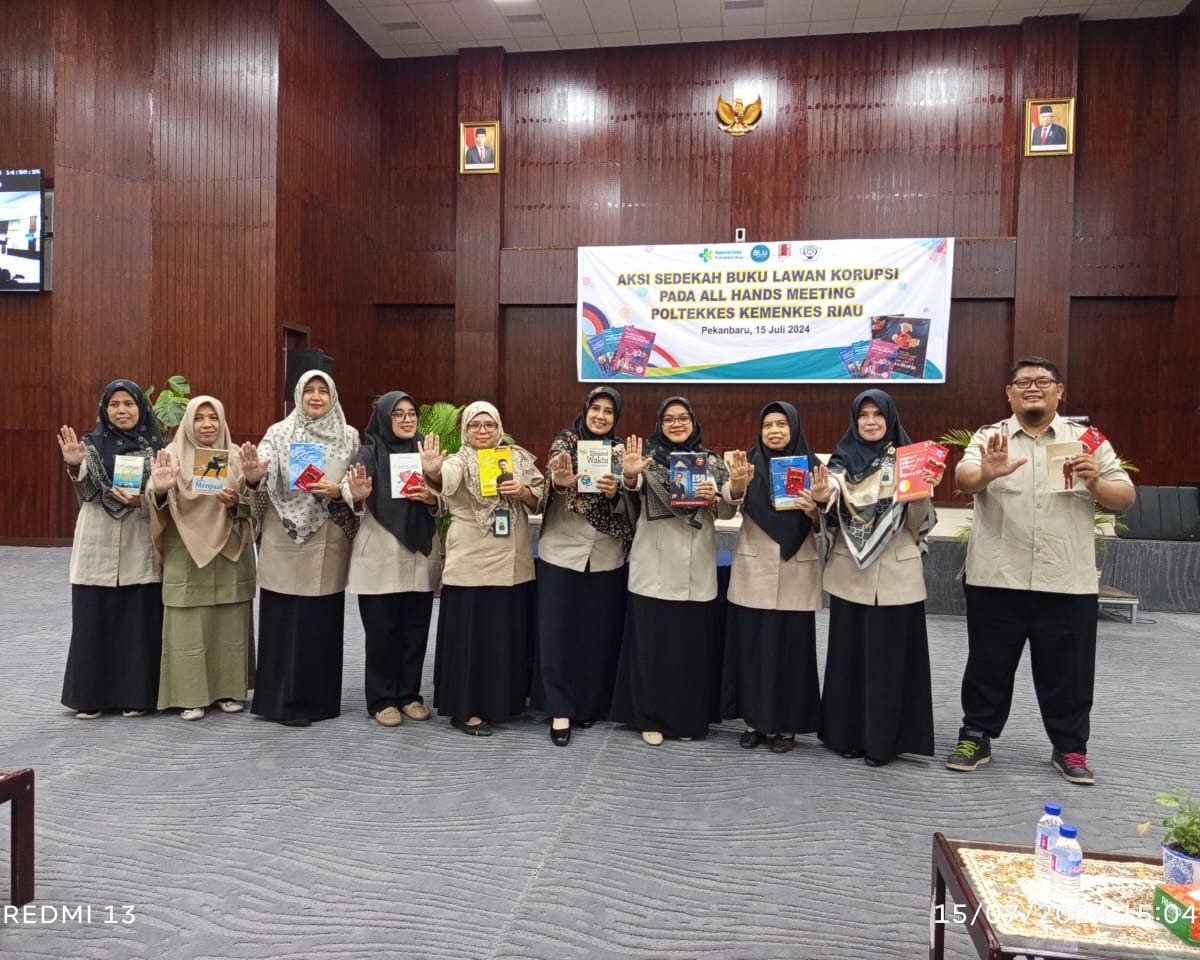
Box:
[288,442,325,491]
[769,455,810,510]
[668,451,708,507]
[587,332,613,375]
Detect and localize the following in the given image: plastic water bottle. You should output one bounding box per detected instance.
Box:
[1050,823,1083,904]
[1034,802,1064,889]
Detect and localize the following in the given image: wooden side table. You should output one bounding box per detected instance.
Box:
[0,768,34,906]
[930,832,1199,960]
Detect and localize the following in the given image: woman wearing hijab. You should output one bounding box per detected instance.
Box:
[610,396,748,745]
[814,389,939,767]
[58,379,165,718]
[242,370,370,727]
[423,401,544,737]
[535,386,633,746]
[148,396,255,720]
[346,391,442,728]
[722,402,824,755]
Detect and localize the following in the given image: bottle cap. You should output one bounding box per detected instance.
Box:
[1059,824,1078,839]
[1044,802,1062,816]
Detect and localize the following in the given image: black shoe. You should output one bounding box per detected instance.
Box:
[550,723,571,746]
[840,749,866,760]
[577,720,594,729]
[279,718,311,728]
[452,718,493,737]
[1051,749,1095,785]
[864,755,889,767]
[771,735,795,754]
[739,729,764,749]
[946,733,991,771]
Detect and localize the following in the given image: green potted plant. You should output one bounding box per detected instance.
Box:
[1139,787,1200,883]
[145,375,192,439]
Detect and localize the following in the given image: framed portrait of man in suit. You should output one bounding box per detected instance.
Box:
[1024,98,1075,156]
[460,121,500,174]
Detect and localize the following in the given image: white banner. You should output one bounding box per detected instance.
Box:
[577,237,953,383]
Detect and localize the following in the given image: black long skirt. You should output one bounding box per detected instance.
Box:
[250,589,345,723]
[610,594,715,739]
[819,596,935,762]
[721,602,821,735]
[358,592,434,715]
[531,559,627,723]
[433,583,531,722]
[62,583,163,713]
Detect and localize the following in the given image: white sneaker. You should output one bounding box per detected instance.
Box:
[121,709,147,718]
[216,699,244,714]
[641,730,664,746]
[181,708,205,721]
[75,710,102,720]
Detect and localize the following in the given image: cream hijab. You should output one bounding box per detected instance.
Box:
[162,395,248,568]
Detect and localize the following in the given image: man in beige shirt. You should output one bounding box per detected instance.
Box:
[946,357,1134,785]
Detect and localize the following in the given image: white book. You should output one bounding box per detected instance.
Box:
[576,440,613,493]
[112,454,144,492]
[389,453,423,499]
[1046,441,1086,493]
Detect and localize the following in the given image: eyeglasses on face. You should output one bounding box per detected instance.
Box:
[662,415,692,426]
[1009,377,1057,389]
[467,420,498,432]
[391,411,419,422]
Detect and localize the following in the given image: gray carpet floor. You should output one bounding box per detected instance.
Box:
[2,545,1197,960]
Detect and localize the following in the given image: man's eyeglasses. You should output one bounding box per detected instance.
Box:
[467,421,498,432]
[391,411,419,422]
[662,415,692,426]
[1009,377,1057,389]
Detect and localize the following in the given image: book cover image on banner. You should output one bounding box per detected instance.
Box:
[577,237,953,384]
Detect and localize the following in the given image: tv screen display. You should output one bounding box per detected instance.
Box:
[0,169,44,292]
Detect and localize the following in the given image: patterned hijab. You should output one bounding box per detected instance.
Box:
[452,401,540,534]
[547,387,633,551]
[259,371,360,543]
[350,391,436,556]
[82,379,165,519]
[641,396,729,529]
[743,401,813,561]
[162,396,248,567]
[828,389,925,569]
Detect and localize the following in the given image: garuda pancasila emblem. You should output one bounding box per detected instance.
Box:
[716,95,763,136]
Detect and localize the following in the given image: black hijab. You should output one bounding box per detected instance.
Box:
[83,378,164,481]
[644,396,708,465]
[351,391,436,556]
[566,386,624,444]
[743,401,813,560]
[828,389,912,481]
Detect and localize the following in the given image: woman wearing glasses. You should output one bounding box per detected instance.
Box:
[611,397,748,745]
[814,389,939,767]
[423,401,544,737]
[345,392,442,729]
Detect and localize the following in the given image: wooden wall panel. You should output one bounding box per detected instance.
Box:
[150,0,279,442]
[276,0,381,429]
[0,1,56,539]
[1172,2,1200,485]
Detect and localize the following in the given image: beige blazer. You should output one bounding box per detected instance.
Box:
[727,512,822,612]
[256,501,352,597]
[347,508,443,595]
[822,498,929,607]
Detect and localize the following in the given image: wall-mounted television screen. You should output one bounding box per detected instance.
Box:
[0,169,44,292]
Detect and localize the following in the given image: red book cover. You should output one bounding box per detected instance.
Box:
[784,466,808,496]
[895,441,947,502]
[293,463,325,492]
[1078,425,1106,455]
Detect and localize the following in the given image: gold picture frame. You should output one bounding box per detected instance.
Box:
[1024,98,1075,156]
[459,121,499,174]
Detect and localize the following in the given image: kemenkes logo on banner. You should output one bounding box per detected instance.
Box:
[577,237,953,383]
